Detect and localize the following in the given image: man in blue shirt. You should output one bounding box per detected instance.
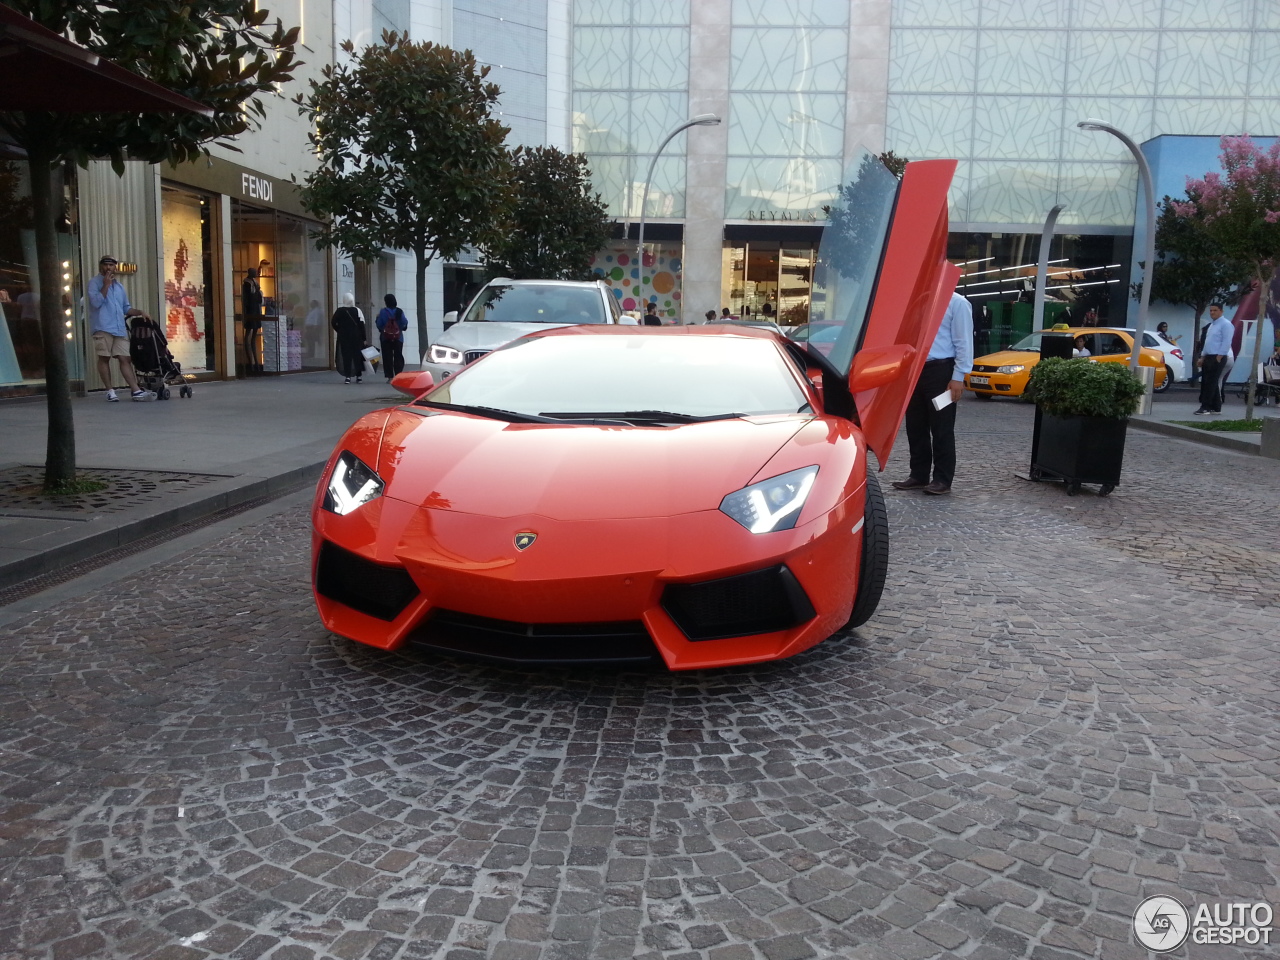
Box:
[1195,302,1234,415]
[892,291,974,495]
[87,255,154,401]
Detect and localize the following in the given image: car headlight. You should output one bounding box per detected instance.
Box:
[719,466,818,534]
[429,343,463,364]
[996,364,1025,375]
[323,451,384,515]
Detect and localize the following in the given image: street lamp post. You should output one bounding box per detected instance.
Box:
[1077,119,1154,374]
[635,114,720,314]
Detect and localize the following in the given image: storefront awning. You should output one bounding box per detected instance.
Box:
[0,6,212,115]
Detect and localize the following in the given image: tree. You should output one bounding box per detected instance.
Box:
[484,147,611,281]
[1134,195,1248,374]
[0,1,298,490]
[297,33,513,362]
[1172,136,1280,420]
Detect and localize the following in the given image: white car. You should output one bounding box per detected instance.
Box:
[424,278,623,380]
[1142,330,1187,391]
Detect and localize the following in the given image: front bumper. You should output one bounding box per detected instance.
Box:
[965,371,1027,396]
[311,491,864,671]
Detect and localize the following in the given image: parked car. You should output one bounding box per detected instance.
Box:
[1142,329,1186,391]
[310,155,959,669]
[423,278,622,381]
[965,327,1167,399]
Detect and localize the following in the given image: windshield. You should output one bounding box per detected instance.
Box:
[462,284,607,325]
[418,333,809,419]
[1008,333,1045,351]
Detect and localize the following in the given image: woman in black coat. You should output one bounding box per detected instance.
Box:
[331,291,367,383]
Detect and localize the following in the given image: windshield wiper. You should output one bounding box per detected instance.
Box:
[540,410,744,424]
[414,400,560,424]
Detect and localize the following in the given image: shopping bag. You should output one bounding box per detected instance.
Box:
[361,346,381,367]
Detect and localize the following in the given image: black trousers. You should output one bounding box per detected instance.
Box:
[905,358,957,486]
[243,320,262,373]
[1199,354,1226,411]
[380,338,405,379]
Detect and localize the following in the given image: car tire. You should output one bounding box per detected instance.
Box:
[1153,365,1173,393]
[845,471,889,630]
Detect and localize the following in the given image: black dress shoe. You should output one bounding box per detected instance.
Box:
[891,477,929,490]
[923,481,951,495]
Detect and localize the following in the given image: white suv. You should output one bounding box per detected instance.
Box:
[424,278,624,380]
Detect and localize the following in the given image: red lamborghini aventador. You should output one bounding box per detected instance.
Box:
[312,153,959,669]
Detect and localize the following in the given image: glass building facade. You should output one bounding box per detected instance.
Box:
[570,0,1280,329]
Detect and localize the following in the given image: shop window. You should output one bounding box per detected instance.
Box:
[161,185,217,374]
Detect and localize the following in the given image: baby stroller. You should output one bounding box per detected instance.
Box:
[129,315,195,399]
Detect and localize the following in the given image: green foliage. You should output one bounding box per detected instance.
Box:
[296,33,511,266]
[877,150,908,180]
[1025,357,1146,420]
[0,161,32,230]
[484,147,611,280]
[0,1,300,169]
[1170,418,1265,432]
[1135,195,1248,318]
[296,32,513,354]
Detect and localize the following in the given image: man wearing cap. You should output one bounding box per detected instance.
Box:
[88,256,154,401]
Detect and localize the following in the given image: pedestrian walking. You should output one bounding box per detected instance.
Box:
[87,255,155,402]
[892,291,974,495]
[375,294,408,380]
[332,291,367,384]
[1195,303,1233,415]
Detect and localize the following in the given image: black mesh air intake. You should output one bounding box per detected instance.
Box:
[411,610,658,665]
[315,540,420,621]
[661,564,816,641]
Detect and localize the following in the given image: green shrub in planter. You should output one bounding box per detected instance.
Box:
[1024,357,1146,420]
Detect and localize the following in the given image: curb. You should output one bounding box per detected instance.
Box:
[1129,418,1261,455]
[0,461,326,592]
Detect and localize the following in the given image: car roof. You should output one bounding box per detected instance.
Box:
[486,278,603,288]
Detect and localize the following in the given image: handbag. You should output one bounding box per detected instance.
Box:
[361,345,381,366]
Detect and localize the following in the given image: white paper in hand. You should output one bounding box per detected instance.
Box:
[931,390,954,412]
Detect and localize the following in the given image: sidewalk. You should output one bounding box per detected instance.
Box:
[0,372,405,592]
[1131,381,1279,454]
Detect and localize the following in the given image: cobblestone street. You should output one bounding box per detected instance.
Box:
[1,399,1278,960]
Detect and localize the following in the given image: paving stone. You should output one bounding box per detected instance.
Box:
[3,403,1278,960]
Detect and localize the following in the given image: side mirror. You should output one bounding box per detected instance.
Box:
[443,310,458,331]
[850,344,916,392]
[391,370,435,397]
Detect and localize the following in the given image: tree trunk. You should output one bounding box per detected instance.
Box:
[414,243,430,364]
[28,137,76,489]
[1245,265,1272,422]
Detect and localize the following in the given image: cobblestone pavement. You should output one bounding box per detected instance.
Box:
[1,400,1278,960]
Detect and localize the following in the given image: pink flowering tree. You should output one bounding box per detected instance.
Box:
[1172,136,1280,420]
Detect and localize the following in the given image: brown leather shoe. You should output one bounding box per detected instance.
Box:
[891,477,929,490]
[922,481,951,495]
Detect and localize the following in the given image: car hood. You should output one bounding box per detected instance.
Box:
[438,321,580,351]
[377,410,810,520]
[975,350,1036,366]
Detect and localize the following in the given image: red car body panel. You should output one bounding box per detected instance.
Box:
[312,156,957,669]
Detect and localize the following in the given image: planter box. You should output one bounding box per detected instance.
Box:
[1032,411,1127,491]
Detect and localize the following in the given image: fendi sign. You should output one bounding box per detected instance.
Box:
[241,172,274,203]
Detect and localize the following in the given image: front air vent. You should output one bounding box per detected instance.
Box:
[411,610,659,665]
[315,540,419,621]
[661,565,816,641]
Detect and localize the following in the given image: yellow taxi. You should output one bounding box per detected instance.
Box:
[965,327,1167,399]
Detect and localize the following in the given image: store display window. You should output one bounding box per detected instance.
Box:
[160,184,217,374]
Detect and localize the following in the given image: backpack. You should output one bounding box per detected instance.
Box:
[380,307,405,338]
